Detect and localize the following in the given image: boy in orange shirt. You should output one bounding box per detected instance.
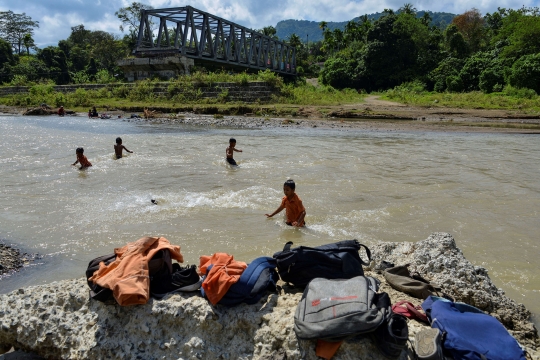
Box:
[265,179,306,227]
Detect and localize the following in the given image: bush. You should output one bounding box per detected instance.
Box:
[257,69,283,87]
[9,75,30,86]
[128,79,155,101]
[95,70,116,84]
[446,75,464,92]
[479,67,505,94]
[508,53,540,94]
[502,85,537,99]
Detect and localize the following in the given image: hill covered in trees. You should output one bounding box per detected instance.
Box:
[275,11,456,41]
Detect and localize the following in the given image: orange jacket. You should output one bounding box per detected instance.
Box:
[89,236,183,306]
[199,253,247,305]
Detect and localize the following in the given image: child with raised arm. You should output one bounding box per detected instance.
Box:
[265,179,306,227]
[114,137,133,159]
[226,138,242,165]
[72,147,92,170]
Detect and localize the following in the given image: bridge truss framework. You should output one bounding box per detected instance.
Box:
[135,6,297,76]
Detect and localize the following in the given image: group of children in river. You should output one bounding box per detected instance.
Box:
[72,137,307,227]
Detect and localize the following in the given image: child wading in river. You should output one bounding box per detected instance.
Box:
[114,137,133,159]
[226,138,242,165]
[72,147,92,170]
[265,179,306,227]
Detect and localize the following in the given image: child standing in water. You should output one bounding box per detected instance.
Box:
[226,138,242,165]
[114,137,133,159]
[72,147,92,170]
[265,179,306,227]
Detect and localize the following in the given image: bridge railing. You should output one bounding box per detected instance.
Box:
[135,6,296,75]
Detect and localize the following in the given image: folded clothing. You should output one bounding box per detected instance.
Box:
[199,253,247,305]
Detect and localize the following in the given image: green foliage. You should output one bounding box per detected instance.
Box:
[128,79,156,101]
[71,70,90,84]
[508,53,540,93]
[479,66,505,93]
[9,74,30,86]
[95,69,116,83]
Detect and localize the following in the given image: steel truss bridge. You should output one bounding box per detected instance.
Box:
[135,6,296,76]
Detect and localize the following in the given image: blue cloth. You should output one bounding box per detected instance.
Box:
[422,296,526,360]
[201,257,278,306]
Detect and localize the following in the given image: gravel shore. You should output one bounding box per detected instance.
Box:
[0,242,39,278]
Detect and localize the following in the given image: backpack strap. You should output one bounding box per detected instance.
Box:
[283,241,293,252]
[358,244,371,265]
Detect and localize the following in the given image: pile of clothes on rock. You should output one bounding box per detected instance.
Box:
[86,237,527,360]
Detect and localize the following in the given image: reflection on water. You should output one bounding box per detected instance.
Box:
[0,115,539,324]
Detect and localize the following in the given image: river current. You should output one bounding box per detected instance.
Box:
[0,115,539,324]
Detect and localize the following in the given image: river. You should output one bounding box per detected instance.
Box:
[0,114,539,325]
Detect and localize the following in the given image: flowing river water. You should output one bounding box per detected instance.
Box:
[0,115,539,325]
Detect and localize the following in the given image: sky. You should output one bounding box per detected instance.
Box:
[0,0,539,48]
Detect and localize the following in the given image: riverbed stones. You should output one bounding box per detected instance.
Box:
[0,233,538,359]
[0,244,27,277]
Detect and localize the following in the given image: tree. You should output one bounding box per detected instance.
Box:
[22,33,35,55]
[38,46,70,84]
[508,53,540,93]
[259,26,278,39]
[0,11,39,55]
[452,9,486,52]
[115,2,153,49]
[287,33,302,48]
[0,38,14,67]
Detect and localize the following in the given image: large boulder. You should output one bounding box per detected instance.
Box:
[0,233,537,359]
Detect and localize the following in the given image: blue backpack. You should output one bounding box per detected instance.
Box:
[201,256,278,306]
[422,296,526,360]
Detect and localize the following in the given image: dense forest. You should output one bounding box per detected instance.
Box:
[275,11,455,42]
[0,2,540,97]
[289,4,540,94]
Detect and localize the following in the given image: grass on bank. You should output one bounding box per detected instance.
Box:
[380,81,540,113]
[0,71,366,115]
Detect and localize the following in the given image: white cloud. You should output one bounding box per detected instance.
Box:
[0,0,539,47]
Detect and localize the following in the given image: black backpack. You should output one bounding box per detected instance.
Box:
[272,240,371,287]
[86,249,174,303]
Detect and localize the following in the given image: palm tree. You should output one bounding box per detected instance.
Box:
[22,33,34,55]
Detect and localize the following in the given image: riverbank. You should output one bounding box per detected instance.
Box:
[4,94,540,133]
[0,233,537,359]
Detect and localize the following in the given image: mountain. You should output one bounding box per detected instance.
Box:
[275,11,456,42]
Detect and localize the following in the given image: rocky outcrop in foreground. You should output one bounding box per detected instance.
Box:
[0,233,538,359]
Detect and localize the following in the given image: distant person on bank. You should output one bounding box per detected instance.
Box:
[58,106,65,116]
[265,179,306,227]
[89,107,98,118]
[72,147,92,170]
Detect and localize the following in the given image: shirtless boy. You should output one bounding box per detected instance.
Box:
[114,137,133,159]
[72,147,92,170]
[265,179,306,227]
[226,138,242,165]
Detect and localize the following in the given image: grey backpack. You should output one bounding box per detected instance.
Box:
[294,276,391,341]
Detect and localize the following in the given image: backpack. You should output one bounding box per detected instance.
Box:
[294,276,391,341]
[421,296,526,360]
[86,249,174,303]
[203,257,279,306]
[86,253,116,302]
[272,240,371,287]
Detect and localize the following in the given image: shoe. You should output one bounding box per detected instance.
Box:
[415,328,445,360]
[171,264,203,292]
[151,264,202,299]
[372,313,408,358]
